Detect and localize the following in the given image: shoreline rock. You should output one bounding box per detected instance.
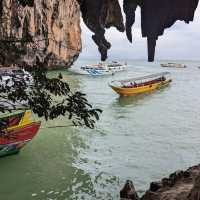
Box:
[120,164,200,200]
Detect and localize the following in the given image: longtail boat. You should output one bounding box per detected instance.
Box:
[161,63,187,68]
[109,72,172,96]
[0,110,32,130]
[0,111,41,157]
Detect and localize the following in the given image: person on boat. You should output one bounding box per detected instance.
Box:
[130,82,134,87]
[161,76,166,81]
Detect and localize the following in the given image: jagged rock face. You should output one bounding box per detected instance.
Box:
[79,0,124,61]
[121,164,200,200]
[80,0,199,62]
[120,180,140,200]
[188,173,200,200]
[140,0,199,61]
[0,0,199,66]
[1,0,81,69]
[141,165,200,200]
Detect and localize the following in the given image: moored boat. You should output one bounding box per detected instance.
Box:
[0,121,41,157]
[109,72,172,96]
[70,61,127,76]
[0,110,32,130]
[0,111,41,157]
[161,63,187,68]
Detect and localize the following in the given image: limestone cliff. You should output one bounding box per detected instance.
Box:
[0,0,81,69]
[0,0,199,67]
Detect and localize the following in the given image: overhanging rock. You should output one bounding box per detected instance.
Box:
[80,0,199,62]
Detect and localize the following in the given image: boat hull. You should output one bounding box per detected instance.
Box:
[69,66,126,76]
[0,122,41,157]
[110,80,172,96]
[70,68,114,75]
[161,64,186,68]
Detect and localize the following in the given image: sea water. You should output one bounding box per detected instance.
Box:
[0,60,200,200]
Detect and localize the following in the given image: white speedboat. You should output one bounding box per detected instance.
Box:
[161,63,187,68]
[70,62,127,76]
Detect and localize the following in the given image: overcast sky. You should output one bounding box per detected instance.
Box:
[79,3,200,61]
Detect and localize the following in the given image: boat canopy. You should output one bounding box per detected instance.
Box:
[113,72,170,84]
[0,110,25,119]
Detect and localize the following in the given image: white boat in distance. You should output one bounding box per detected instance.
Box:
[161,63,187,68]
[70,61,127,76]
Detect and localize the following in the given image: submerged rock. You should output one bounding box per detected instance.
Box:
[121,164,200,200]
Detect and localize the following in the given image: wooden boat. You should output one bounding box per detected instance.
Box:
[0,111,41,157]
[109,72,172,96]
[0,110,32,130]
[161,63,187,68]
[0,122,41,157]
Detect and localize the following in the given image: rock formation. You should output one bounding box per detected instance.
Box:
[0,0,199,67]
[80,0,199,62]
[79,0,124,61]
[0,0,81,69]
[120,164,200,200]
[188,171,200,200]
[120,180,140,200]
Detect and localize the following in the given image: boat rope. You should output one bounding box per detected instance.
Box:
[41,125,75,129]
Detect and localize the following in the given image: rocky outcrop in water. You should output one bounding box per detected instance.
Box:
[120,180,140,200]
[0,0,81,69]
[120,164,200,200]
[80,0,199,62]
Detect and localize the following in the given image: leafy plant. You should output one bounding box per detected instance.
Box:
[0,0,102,132]
[0,57,102,130]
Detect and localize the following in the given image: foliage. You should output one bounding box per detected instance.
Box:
[0,58,102,130]
[0,0,102,132]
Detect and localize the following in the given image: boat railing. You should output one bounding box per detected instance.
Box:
[115,72,170,84]
[110,72,170,88]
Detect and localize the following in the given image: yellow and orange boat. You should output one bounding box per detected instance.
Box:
[109,72,172,96]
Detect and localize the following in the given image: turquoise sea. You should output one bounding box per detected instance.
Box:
[0,60,200,199]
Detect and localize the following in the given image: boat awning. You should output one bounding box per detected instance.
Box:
[0,111,25,119]
[113,72,170,84]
